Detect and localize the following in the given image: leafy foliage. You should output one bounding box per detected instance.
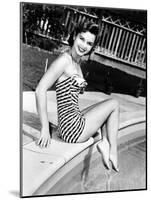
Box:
[22,3,66,43]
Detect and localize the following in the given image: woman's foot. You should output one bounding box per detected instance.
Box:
[97,138,110,170]
[109,150,119,172]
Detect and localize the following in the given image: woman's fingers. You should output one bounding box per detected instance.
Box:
[40,138,45,148]
[44,139,49,148]
[37,136,51,148]
[37,137,42,146]
[41,138,47,148]
[37,137,45,148]
[45,139,50,148]
[46,137,51,148]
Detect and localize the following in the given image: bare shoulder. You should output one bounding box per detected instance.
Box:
[54,52,71,67]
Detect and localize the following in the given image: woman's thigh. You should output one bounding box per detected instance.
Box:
[81,101,101,115]
[77,98,118,142]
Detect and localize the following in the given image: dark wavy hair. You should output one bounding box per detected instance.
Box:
[68,21,100,54]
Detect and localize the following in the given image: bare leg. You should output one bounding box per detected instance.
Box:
[81,102,105,137]
[97,124,110,169]
[77,98,119,171]
[82,104,111,169]
[107,103,119,171]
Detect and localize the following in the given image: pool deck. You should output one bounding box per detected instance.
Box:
[21,91,146,197]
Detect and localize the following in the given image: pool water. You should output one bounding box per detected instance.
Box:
[78,140,146,193]
[55,139,146,195]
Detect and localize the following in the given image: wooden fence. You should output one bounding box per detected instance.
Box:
[28,6,147,69]
[97,15,146,69]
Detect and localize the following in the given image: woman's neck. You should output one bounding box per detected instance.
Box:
[69,47,81,64]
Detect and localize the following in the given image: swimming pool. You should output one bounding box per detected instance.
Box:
[45,135,146,195]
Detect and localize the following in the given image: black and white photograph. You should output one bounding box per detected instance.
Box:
[20,1,147,198]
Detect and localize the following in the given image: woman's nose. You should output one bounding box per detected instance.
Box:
[81,42,88,50]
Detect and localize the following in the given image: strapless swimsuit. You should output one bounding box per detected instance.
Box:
[56,74,87,143]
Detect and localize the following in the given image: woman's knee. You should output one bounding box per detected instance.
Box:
[103,98,119,111]
[92,98,119,117]
[111,99,119,109]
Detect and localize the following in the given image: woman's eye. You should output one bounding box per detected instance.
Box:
[80,37,84,41]
[88,42,93,46]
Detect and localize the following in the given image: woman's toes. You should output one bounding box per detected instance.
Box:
[109,153,119,172]
[97,138,110,170]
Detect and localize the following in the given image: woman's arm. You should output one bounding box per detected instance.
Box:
[35,54,69,148]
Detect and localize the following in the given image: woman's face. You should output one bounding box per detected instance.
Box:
[73,31,96,56]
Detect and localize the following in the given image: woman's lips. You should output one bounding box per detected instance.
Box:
[78,46,86,53]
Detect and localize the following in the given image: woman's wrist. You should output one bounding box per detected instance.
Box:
[41,123,49,131]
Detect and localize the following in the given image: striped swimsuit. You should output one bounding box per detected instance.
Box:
[56,74,87,143]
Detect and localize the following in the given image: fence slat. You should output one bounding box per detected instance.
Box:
[78,14,82,25]
[124,32,133,60]
[121,31,130,59]
[118,30,126,58]
[74,12,78,24]
[100,23,108,51]
[97,22,104,48]
[65,10,70,27]
[138,38,146,63]
[81,15,86,25]
[104,25,111,50]
[111,27,119,54]
[108,26,115,51]
[134,37,143,63]
[68,12,73,33]
[114,28,123,56]
[127,34,136,61]
[131,35,139,62]
[141,49,146,64]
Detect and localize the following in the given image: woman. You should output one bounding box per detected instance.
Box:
[35,22,120,172]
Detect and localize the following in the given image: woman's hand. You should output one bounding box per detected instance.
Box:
[37,127,51,148]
